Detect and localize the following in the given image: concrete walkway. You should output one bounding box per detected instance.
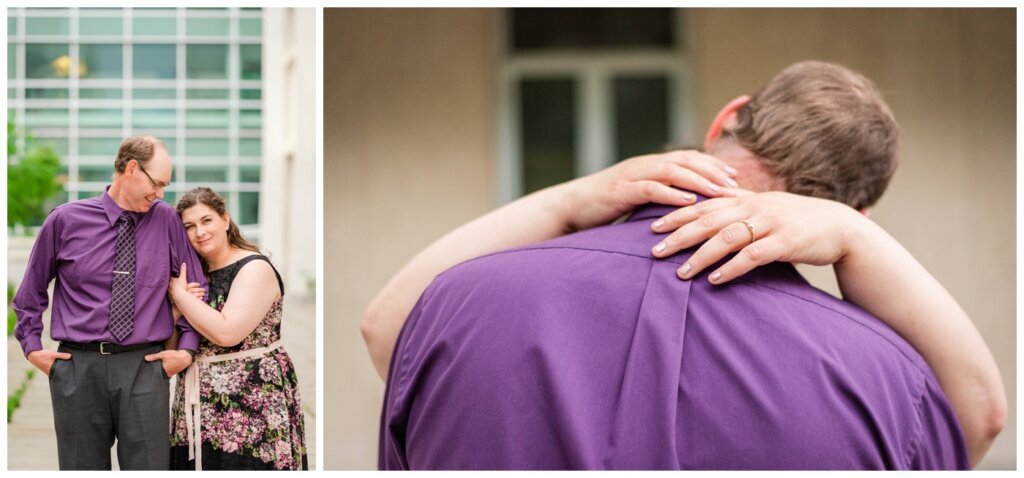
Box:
[6,297,317,470]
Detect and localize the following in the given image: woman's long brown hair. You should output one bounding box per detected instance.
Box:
[176,187,261,275]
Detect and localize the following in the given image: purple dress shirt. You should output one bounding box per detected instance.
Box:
[14,187,208,356]
[380,203,969,470]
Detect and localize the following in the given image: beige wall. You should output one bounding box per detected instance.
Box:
[324,8,497,469]
[686,9,1016,469]
[325,8,1015,469]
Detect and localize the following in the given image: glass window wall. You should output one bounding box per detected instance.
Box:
[10,8,264,225]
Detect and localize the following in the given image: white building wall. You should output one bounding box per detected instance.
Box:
[259,8,316,299]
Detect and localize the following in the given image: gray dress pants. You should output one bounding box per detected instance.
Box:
[48,343,170,470]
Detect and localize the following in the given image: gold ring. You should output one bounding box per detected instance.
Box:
[740,220,755,244]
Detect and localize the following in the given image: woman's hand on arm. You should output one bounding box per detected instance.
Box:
[164,280,204,350]
[169,262,280,348]
[362,149,741,380]
[649,192,1007,466]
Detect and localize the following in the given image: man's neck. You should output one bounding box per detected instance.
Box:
[106,177,135,212]
[708,140,785,193]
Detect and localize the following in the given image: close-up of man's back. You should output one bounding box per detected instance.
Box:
[380,205,968,469]
[378,62,971,470]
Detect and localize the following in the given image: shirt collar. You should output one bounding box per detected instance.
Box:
[101,185,136,227]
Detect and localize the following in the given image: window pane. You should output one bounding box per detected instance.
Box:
[240,44,261,80]
[239,18,261,36]
[519,78,576,195]
[239,165,260,182]
[79,17,122,36]
[159,137,177,156]
[238,138,261,156]
[239,109,261,129]
[79,108,123,129]
[185,165,227,182]
[44,192,69,215]
[133,108,176,128]
[26,17,69,36]
[186,88,229,99]
[7,44,15,79]
[25,108,69,128]
[239,191,259,225]
[26,43,70,79]
[79,137,122,156]
[186,109,228,129]
[80,88,123,99]
[186,44,228,79]
[35,137,68,156]
[186,17,229,36]
[133,17,176,37]
[133,44,176,79]
[79,189,106,199]
[133,88,176,100]
[185,138,228,156]
[511,8,675,51]
[8,88,16,100]
[614,75,669,161]
[162,192,177,206]
[26,88,69,99]
[77,165,114,182]
[8,16,17,36]
[240,89,261,100]
[79,44,123,79]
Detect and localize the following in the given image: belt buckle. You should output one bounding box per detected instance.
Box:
[99,342,112,355]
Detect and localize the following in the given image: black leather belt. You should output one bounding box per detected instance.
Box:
[60,341,161,355]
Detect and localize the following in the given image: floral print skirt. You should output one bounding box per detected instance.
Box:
[170,349,307,470]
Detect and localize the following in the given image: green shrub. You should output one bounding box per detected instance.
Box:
[8,120,65,229]
[7,369,34,423]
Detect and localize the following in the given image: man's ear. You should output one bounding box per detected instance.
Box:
[704,95,750,151]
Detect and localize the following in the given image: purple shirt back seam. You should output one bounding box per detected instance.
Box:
[438,244,930,377]
[453,244,688,268]
[904,368,928,466]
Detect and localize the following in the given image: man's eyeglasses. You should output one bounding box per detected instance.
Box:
[136,162,169,191]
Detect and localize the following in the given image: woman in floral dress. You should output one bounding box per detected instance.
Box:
[165,187,306,470]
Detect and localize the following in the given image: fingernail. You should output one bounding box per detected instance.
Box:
[708,183,720,193]
[709,271,721,283]
[726,178,739,188]
[679,263,691,278]
[652,219,665,230]
[654,242,666,254]
[724,165,738,175]
[681,192,696,202]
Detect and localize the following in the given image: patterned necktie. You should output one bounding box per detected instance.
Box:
[109,211,136,341]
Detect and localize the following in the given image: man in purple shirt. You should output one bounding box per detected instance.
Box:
[13,135,207,470]
[375,63,971,469]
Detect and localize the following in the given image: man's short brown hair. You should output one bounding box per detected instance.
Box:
[722,61,898,210]
[114,135,165,173]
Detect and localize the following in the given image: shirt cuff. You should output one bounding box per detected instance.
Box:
[21,336,43,358]
[177,330,199,352]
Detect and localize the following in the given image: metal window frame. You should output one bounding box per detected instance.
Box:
[495,8,693,205]
[7,7,264,226]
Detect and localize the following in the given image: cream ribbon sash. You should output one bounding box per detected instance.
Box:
[183,340,283,471]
